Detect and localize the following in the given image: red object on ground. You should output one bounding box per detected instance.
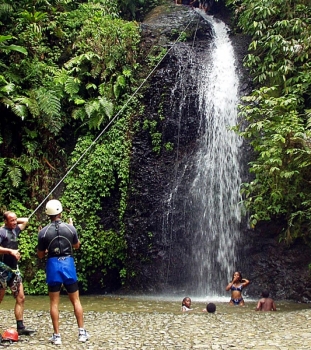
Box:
[2,328,19,342]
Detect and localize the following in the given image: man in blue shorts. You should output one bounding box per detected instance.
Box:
[0,211,35,335]
[37,199,89,345]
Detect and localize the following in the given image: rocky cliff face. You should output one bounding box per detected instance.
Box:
[125,3,214,292]
[244,222,311,302]
[123,1,311,302]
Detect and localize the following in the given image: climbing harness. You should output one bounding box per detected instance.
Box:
[0,261,21,297]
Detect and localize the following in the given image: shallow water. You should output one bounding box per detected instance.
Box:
[1,294,310,314]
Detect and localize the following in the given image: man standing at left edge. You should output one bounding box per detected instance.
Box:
[0,211,35,335]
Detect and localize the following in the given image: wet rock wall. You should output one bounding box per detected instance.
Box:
[125,4,213,292]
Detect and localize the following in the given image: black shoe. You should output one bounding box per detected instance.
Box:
[17,328,35,335]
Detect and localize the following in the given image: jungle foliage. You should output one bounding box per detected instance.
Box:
[227,0,311,243]
[0,0,162,294]
[3,0,310,294]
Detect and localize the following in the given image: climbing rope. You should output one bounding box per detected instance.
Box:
[28,9,197,220]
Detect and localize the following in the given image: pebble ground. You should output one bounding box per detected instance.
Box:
[1,307,311,349]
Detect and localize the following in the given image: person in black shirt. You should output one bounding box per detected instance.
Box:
[0,211,35,335]
[37,199,89,345]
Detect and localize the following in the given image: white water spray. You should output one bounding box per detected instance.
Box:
[189,13,243,296]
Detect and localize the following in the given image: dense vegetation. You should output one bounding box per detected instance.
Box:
[1,0,311,293]
[227,0,311,243]
[0,0,163,294]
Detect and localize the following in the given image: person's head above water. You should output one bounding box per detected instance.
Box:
[182,296,191,308]
[261,290,270,298]
[206,302,216,313]
[232,271,243,282]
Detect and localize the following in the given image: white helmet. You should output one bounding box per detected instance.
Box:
[45,199,63,215]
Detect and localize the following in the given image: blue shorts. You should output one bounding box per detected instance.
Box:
[46,256,77,286]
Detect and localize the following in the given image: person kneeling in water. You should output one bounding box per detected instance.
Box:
[225,271,250,306]
[255,290,276,311]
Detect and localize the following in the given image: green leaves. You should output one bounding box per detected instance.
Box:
[0,0,153,293]
[19,10,47,24]
[231,0,311,242]
[84,96,114,130]
[36,88,61,118]
[51,10,140,130]
[64,77,80,96]
[0,35,28,55]
[7,166,22,187]
[61,118,131,289]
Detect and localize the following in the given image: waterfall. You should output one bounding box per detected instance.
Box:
[163,12,243,297]
[190,12,243,296]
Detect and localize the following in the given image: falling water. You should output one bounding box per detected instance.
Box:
[189,13,243,296]
[163,12,243,297]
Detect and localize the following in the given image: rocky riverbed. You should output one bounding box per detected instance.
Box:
[2,307,311,349]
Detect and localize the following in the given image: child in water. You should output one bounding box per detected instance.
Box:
[202,302,216,313]
[255,290,277,311]
[225,271,250,306]
[181,297,193,312]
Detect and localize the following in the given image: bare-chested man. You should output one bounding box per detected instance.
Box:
[255,290,277,311]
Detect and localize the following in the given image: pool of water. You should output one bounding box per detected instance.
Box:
[1,294,310,314]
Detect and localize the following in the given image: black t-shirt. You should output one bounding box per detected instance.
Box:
[0,226,21,269]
